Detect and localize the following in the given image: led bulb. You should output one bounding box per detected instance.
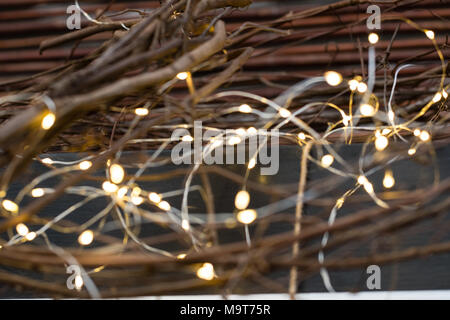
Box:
[181,135,193,142]
[237,209,257,224]
[135,108,149,116]
[298,132,306,140]
[109,164,125,184]
[157,200,171,211]
[375,135,389,151]
[16,223,29,236]
[368,33,379,44]
[78,230,94,246]
[176,72,189,80]
[321,154,334,168]
[102,181,118,193]
[131,196,144,206]
[2,199,18,212]
[75,275,84,290]
[360,104,376,116]
[247,127,257,134]
[408,148,416,156]
[25,231,36,241]
[425,30,435,40]
[357,82,368,93]
[238,104,252,113]
[324,71,343,86]
[149,192,162,203]
[248,158,256,169]
[413,129,421,136]
[348,79,359,91]
[383,171,395,189]
[78,161,92,170]
[234,190,250,210]
[279,108,291,118]
[228,136,241,145]
[196,263,215,280]
[432,92,442,103]
[419,131,430,142]
[31,188,45,198]
[41,112,55,130]
[42,157,53,164]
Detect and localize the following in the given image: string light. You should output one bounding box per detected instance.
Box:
[324,71,343,86]
[383,170,395,189]
[248,158,256,169]
[75,274,84,290]
[181,219,190,231]
[134,108,149,116]
[228,136,241,145]
[388,111,395,121]
[157,200,171,211]
[247,127,257,134]
[196,262,215,280]
[117,186,128,199]
[42,157,53,164]
[181,135,193,142]
[238,104,252,113]
[237,209,257,224]
[79,160,92,170]
[176,72,189,80]
[41,112,55,130]
[177,253,187,259]
[235,128,246,136]
[348,79,359,91]
[234,190,250,210]
[25,232,37,241]
[432,92,442,103]
[2,199,18,212]
[31,188,45,198]
[279,108,291,118]
[408,148,416,156]
[16,223,29,236]
[298,132,306,140]
[149,192,162,203]
[109,164,125,184]
[78,230,94,246]
[360,103,376,116]
[102,181,118,193]
[419,130,430,142]
[425,30,435,40]
[368,33,379,44]
[442,89,448,99]
[357,82,368,93]
[413,129,421,136]
[358,175,374,193]
[375,135,389,151]
[131,196,144,205]
[321,154,334,168]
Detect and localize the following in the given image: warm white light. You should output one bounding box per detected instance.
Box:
[117,186,128,199]
[135,108,149,116]
[228,136,241,145]
[279,108,291,118]
[419,130,430,142]
[31,188,45,198]
[239,104,252,113]
[368,33,379,44]
[181,219,190,231]
[74,275,84,290]
[16,223,29,236]
[425,30,435,40]
[41,112,55,130]
[102,181,118,193]
[235,128,246,136]
[324,71,343,86]
[110,164,125,184]
[248,158,256,169]
[42,157,53,164]
[321,154,334,168]
[196,262,215,280]
[357,82,368,93]
[247,127,257,134]
[348,79,359,91]
[158,200,171,211]
[176,72,189,80]
[234,190,250,210]
[413,129,421,136]
[432,92,442,103]
[2,199,18,212]
[78,230,94,246]
[357,176,373,193]
[442,90,448,99]
[383,171,395,189]
[388,111,395,121]
[408,148,416,155]
[298,132,306,140]
[177,253,187,259]
[375,135,389,151]
[149,192,162,203]
[237,209,257,224]
[181,135,193,142]
[382,128,391,135]
[25,232,36,241]
[78,160,92,170]
[360,103,376,116]
[131,196,144,206]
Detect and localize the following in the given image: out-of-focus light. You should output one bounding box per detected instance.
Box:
[238,104,252,113]
[16,223,29,236]
[298,132,306,140]
[181,135,193,142]
[442,89,448,99]
[248,158,256,169]
[228,136,241,145]
[419,130,430,142]
[31,188,45,198]
[237,209,257,225]
[425,30,435,40]
[149,192,161,203]
[383,171,395,189]
[78,230,94,246]
[177,253,187,259]
[432,92,442,103]
[279,108,291,118]
[135,108,149,116]
[42,157,53,164]
[247,127,257,134]
[321,154,334,168]
[324,71,343,86]
[41,112,55,130]
[102,181,118,193]
[158,200,171,211]
[176,72,189,80]
[234,190,250,210]
[25,232,37,241]
[408,148,416,156]
[348,79,359,91]
[131,196,144,206]
[181,219,190,231]
[110,164,125,184]
[368,33,379,44]
[79,160,92,170]
[357,82,368,93]
[360,103,376,116]
[117,186,128,199]
[196,262,215,280]
[413,129,421,136]
[2,199,18,212]
[75,275,83,290]
[375,135,389,151]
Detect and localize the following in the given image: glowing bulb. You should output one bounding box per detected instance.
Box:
[324,71,343,86]
[425,30,435,40]
[102,181,118,193]
[247,127,257,134]
[235,128,246,136]
[228,136,241,145]
[248,158,256,169]
[357,82,368,93]
[279,108,291,118]
[383,171,395,189]
[321,154,334,168]
[413,129,421,136]
[196,263,215,280]
[148,192,162,203]
[131,196,144,206]
[419,131,430,142]
[432,92,442,103]
[358,175,368,185]
[177,253,187,259]
[360,103,375,116]
[375,135,389,151]
[75,274,84,290]
[363,181,374,193]
[234,190,250,210]
[181,219,190,231]
[239,104,252,113]
[237,209,257,224]
[157,200,171,211]
[298,132,306,140]
[408,148,416,155]
[176,72,189,80]
[442,90,448,99]
[134,108,149,116]
[388,111,395,121]
[382,128,391,135]
[78,160,92,170]
[368,33,379,44]
[109,164,125,184]
[25,232,36,241]
[117,186,128,199]
[181,135,193,142]
[342,115,350,126]
[16,223,29,236]
[41,112,55,130]
[78,230,94,246]
[31,188,45,198]
[348,79,359,91]
[2,199,18,212]
[42,157,53,164]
